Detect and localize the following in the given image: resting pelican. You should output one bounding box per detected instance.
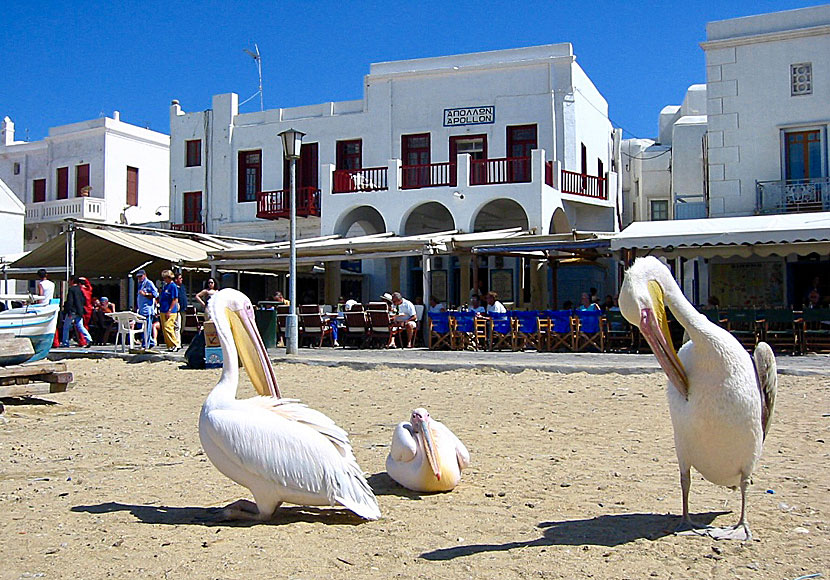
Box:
[386,408,470,492]
[198,288,380,521]
[619,256,776,540]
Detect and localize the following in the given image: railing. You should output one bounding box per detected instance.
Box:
[401,162,454,189]
[756,177,830,214]
[170,221,205,233]
[470,157,531,185]
[560,169,607,200]
[332,167,389,193]
[25,197,106,223]
[256,187,321,220]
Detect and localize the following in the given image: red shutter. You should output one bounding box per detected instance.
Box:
[33,179,46,203]
[75,164,90,196]
[126,166,139,206]
[183,191,202,223]
[56,167,68,199]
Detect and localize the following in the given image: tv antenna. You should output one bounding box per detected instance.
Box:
[241,44,263,111]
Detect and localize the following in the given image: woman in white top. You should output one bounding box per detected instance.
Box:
[195,278,219,317]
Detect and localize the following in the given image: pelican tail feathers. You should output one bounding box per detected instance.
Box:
[753,341,777,440]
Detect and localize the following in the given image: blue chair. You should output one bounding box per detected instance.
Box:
[428,311,452,350]
[574,309,604,352]
[451,311,477,350]
[512,311,545,351]
[490,312,517,351]
[546,310,575,351]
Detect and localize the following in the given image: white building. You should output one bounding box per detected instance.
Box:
[0,177,25,295]
[0,113,170,251]
[170,43,621,306]
[619,5,830,308]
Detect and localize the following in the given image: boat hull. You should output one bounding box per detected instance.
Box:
[0,301,60,362]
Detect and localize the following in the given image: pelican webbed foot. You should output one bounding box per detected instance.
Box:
[219,499,278,521]
[674,517,714,537]
[706,522,752,541]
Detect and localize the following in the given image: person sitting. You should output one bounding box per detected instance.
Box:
[90,297,116,345]
[391,291,417,348]
[577,292,600,311]
[273,291,289,306]
[485,291,506,314]
[380,292,394,312]
[428,295,446,313]
[469,294,486,315]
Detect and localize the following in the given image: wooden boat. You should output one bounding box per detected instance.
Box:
[0,295,60,363]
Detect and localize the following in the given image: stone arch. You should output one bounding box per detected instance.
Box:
[549,207,571,234]
[472,199,529,232]
[402,202,455,236]
[333,205,387,238]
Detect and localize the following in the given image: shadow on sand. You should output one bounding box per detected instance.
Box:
[419,511,728,560]
[71,501,367,527]
[366,472,427,499]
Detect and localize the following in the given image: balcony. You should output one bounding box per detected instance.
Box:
[256,187,321,220]
[332,167,389,193]
[557,168,608,200]
[170,221,206,233]
[756,177,830,214]
[26,197,106,224]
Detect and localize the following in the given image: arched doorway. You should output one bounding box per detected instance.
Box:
[402,202,455,236]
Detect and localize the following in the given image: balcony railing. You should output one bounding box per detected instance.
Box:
[256,187,321,220]
[25,196,106,224]
[756,177,830,214]
[560,169,607,200]
[170,221,205,233]
[401,161,455,189]
[470,157,531,185]
[332,167,388,193]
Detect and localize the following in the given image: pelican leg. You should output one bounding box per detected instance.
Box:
[219,499,281,521]
[707,475,752,541]
[675,467,712,535]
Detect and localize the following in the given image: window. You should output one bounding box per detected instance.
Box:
[336,140,362,170]
[785,130,822,180]
[402,133,430,188]
[185,139,201,167]
[126,166,139,206]
[13,162,20,175]
[450,135,487,185]
[597,158,604,179]
[183,191,202,224]
[507,125,536,182]
[650,199,669,221]
[75,163,90,197]
[32,179,46,203]
[237,150,262,202]
[56,167,68,199]
[791,63,812,96]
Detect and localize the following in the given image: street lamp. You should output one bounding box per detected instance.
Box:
[279,128,305,355]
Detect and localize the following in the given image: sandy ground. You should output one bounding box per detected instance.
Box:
[0,358,827,580]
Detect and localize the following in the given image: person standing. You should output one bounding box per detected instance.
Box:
[158,270,180,351]
[61,276,93,347]
[135,269,158,348]
[195,278,218,317]
[35,268,55,305]
[174,272,188,346]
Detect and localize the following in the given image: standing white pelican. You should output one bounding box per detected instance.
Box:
[619,256,776,540]
[198,288,380,521]
[386,408,470,492]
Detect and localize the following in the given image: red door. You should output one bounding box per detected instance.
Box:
[506,125,536,182]
[450,135,487,185]
[183,191,202,225]
[283,143,319,214]
[75,163,90,196]
[402,133,430,188]
[126,166,139,206]
[56,167,68,199]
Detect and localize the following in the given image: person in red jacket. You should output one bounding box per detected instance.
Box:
[78,277,94,347]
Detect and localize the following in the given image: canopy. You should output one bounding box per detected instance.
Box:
[9,222,254,280]
[611,212,830,258]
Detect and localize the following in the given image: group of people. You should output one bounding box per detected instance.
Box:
[42,269,116,348]
[135,269,202,352]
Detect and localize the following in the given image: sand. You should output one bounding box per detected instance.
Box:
[0,357,827,579]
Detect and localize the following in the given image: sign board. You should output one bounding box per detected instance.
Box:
[443,106,495,127]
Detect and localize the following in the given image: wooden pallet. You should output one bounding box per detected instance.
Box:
[0,361,74,398]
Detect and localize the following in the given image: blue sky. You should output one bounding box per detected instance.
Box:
[2,1,823,142]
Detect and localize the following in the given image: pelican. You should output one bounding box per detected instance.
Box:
[198,288,380,521]
[619,256,776,540]
[386,408,470,492]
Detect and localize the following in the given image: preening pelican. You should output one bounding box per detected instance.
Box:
[386,408,470,492]
[198,288,380,521]
[619,257,776,540]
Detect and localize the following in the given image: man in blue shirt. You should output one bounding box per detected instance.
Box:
[135,269,159,348]
[158,269,180,351]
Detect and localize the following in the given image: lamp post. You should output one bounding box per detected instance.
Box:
[279,128,305,355]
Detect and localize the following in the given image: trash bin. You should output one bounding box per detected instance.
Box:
[255,306,277,349]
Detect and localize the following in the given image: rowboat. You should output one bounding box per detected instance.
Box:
[0,295,60,363]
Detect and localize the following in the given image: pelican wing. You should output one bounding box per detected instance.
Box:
[389,422,418,463]
[434,421,470,470]
[203,404,380,519]
[753,341,777,440]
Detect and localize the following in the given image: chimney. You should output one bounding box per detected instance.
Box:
[113,111,120,121]
[2,116,14,146]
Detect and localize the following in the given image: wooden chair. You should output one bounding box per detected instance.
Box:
[182,305,204,343]
[512,311,546,352]
[450,311,478,350]
[428,312,452,350]
[547,310,575,352]
[573,310,604,352]
[721,308,761,351]
[368,309,401,348]
[756,308,800,355]
[299,304,322,314]
[601,310,636,352]
[799,308,830,354]
[299,312,335,347]
[490,313,518,351]
[342,311,370,348]
[108,311,146,352]
[473,316,490,351]
[276,305,290,346]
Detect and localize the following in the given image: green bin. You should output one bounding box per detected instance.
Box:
[255,307,277,349]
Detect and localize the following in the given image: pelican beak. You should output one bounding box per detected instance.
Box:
[640,281,689,399]
[226,306,281,398]
[420,422,441,481]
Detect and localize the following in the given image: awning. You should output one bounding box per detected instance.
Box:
[9,223,255,280]
[611,212,830,258]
